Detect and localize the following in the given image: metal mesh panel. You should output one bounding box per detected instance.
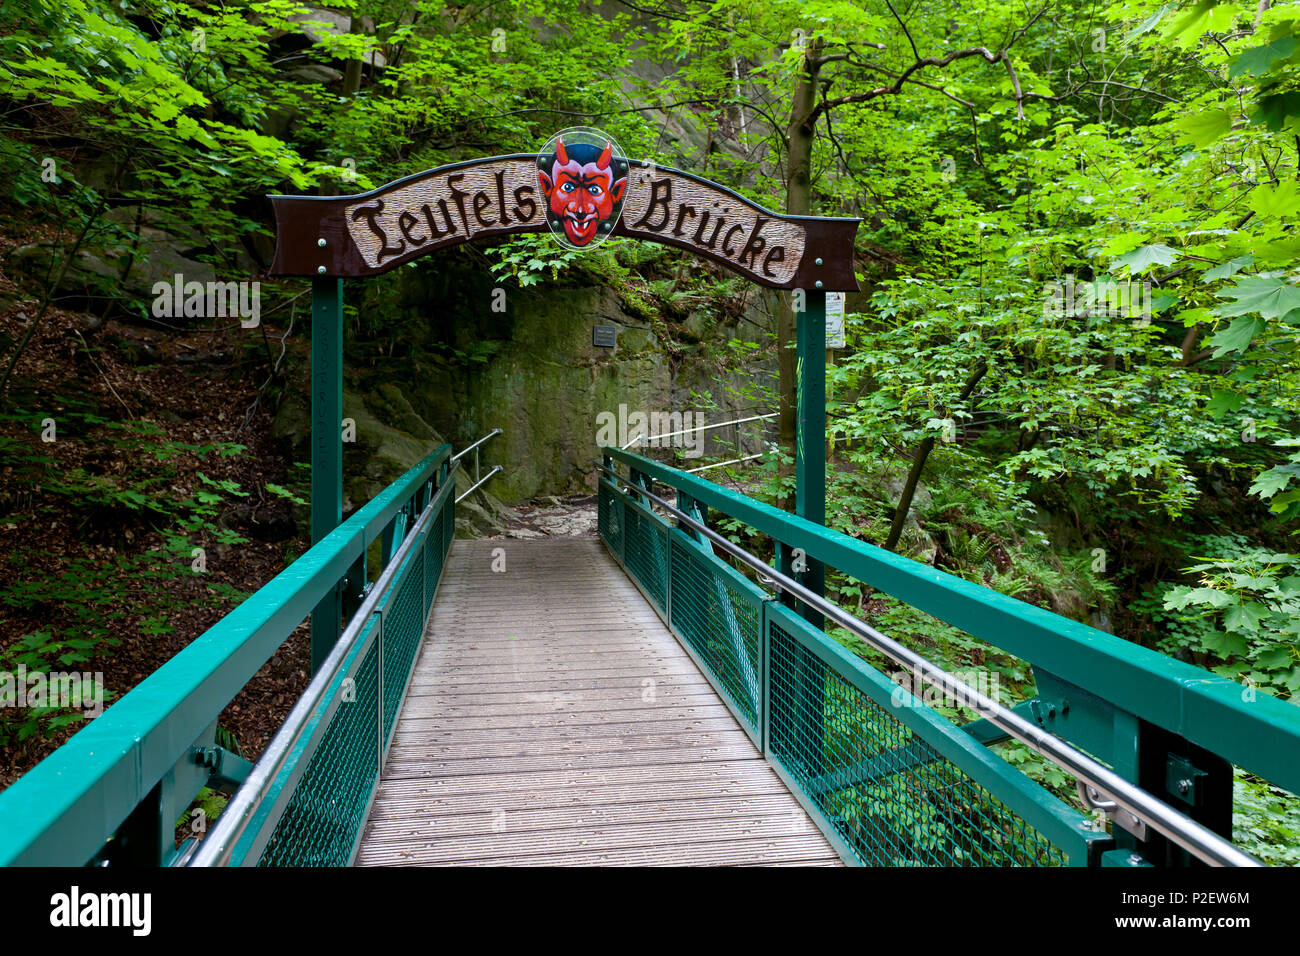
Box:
[255,492,452,867]
[598,480,623,559]
[257,632,380,866]
[767,620,1065,867]
[383,551,425,744]
[445,497,454,558]
[423,505,442,603]
[668,537,761,732]
[622,500,668,611]
[443,487,455,546]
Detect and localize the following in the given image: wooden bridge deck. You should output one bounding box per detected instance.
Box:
[355,536,840,866]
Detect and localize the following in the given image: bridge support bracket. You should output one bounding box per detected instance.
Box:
[1102,849,1154,867]
[193,745,253,793]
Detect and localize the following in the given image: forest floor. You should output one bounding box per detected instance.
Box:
[0,230,311,786]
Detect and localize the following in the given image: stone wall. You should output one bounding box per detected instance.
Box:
[338,257,779,505]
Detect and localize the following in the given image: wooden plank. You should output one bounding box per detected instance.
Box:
[375,758,792,795]
[395,695,727,719]
[387,715,743,740]
[366,838,841,867]
[384,729,756,762]
[379,743,762,776]
[396,684,719,708]
[409,652,697,671]
[390,706,739,731]
[362,795,820,842]
[356,538,839,867]
[403,675,712,697]
[358,817,834,865]
[406,665,703,685]
[367,772,794,815]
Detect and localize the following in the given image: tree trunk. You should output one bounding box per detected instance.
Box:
[0,151,128,403]
[883,360,988,552]
[777,38,822,510]
[343,17,365,96]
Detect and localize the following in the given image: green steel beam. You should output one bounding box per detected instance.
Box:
[0,445,450,867]
[311,276,344,673]
[601,446,1300,798]
[1103,849,1154,867]
[793,293,829,778]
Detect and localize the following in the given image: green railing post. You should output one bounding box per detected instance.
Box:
[91,782,164,866]
[311,276,344,674]
[795,288,826,625]
[676,491,708,545]
[1134,723,1234,866]
[794,291,828,779]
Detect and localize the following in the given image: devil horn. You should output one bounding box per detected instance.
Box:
[555,137,569,165]
[598,141,614,168]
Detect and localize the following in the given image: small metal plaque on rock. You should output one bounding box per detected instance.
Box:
[593,325,617,348]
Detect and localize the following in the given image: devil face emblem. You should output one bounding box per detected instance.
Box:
[537,128,629,249]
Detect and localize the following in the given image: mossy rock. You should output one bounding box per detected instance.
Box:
[343,390,441,487]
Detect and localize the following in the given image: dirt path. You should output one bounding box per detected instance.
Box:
[493,493,598,538]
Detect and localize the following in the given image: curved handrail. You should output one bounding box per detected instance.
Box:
[0,444,452,866]
[453,428,503,503]
[600,462,1259,867]
[602,446,1300,801]
[451,427,503,462]
[187,463,458,866]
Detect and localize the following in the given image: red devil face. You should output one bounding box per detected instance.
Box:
[537,139,628,246]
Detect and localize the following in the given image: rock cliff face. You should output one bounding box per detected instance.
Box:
[270,254,779,535]
[347,258,777,505]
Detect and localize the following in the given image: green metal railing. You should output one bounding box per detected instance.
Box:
[0,444,455,866]
[191,458,457,866]
[4,433,1295,868]
[599,446,1300,867]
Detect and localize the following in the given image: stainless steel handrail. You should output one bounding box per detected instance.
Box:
[452,428,503,501]
[598,463,1260,868]
[620,412,776,450]
[186,463,458,867]
[457,465,503,504]
[451,427,502,462]
[687,452,766,473]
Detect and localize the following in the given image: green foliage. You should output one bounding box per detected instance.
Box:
[2,0,1298,861]
[0,407,251,744]
[265,482,307,507]
[175,785,229,837]
[1251,438,1300,525]
[1233,769,1300,866]
[487,234,581,288]
[1160,536,1300,698]
[3,411,250,546]
[0,628,117,745]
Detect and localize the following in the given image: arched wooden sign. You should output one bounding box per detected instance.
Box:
[282,139,855,665]
[269,155,860,291]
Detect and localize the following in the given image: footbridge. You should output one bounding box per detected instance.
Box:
[3,142,1297,868]
[1,443,1297,867]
